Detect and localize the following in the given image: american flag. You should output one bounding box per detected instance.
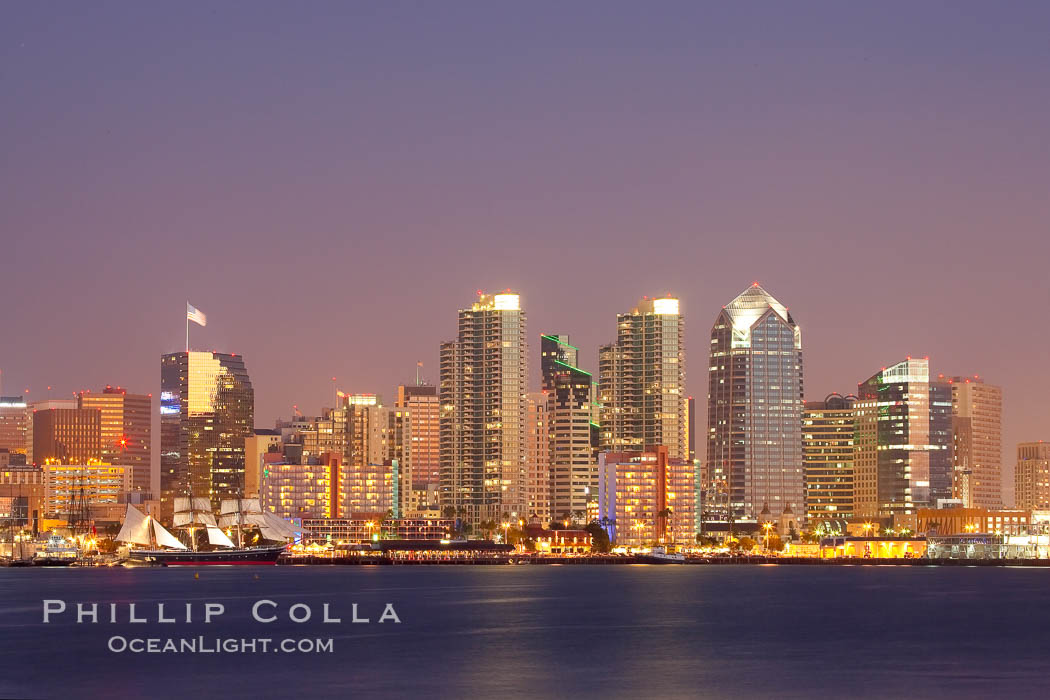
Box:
[186,302,207,327]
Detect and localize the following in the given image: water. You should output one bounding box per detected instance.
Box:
[1,565,1047,699]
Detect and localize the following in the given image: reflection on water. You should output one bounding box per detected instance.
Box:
[1,566,1047,699]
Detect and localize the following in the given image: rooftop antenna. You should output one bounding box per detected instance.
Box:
[416,361,423,386]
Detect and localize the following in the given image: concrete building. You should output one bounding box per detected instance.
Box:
[78,386,152,495]
[943,375,1002,509]
[854,358,951,518]
[395,384,439,484]
[525,392,551,524]
[706,283,803,520]
[440,291,528,524]
[245,429,282,498]
[599,297,686,460]
[0,396,28,456]
[598,446,694,547]
[260,460,333,520]
[803,394,856,523]
[1016,442,1050,511]
[42,463,130,519]
[32,408,102,465]
[24,399,77,464]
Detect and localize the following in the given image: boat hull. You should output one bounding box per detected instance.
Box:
[129,544,285,566]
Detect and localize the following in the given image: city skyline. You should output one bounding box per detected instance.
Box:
[0,285,1034,503]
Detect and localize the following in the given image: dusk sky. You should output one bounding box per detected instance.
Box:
[2,2,1048,497]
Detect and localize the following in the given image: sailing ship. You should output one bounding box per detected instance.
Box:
[116,497,292,565]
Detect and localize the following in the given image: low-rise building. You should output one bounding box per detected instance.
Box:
[301,517,454,545]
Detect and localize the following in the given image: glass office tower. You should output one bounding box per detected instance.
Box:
[854,358,951,517]
[160,351,254,516]
[707,283,803,520]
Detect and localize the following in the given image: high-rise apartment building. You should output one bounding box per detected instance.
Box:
[525,391,551,524]
[542,334,597,523]
[943,375,1002,509]
[706,283,803,520]
[803,394,856,523]
[32,408,102,465]
[78,386,152,495]
[854,358,951,518]
[599,297,686,459]
[1015,442,1050,511]
[0,396,28,456]
[160,351,254,515]
[439,291,528,523]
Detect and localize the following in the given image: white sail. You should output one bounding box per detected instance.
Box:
[258,524,283,541]
[173,510,217,527]
[173,497,191,513]
[206,526,236,548]
[219,499,240,515]
[115,505,152,546]
[150,520,188,550]
[192,497,212,512]
[267,512,297,539]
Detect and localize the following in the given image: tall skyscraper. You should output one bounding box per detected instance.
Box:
[160,351,254,514]
[943,375,1002,509]
[706,283,803,520]
[854,358,951,517]
[440,291,528,523]
[32,408,102,465]
[1015,442,1050,511]
[0,396,28,456]
[802,393,856,523]
[78,386,152,495]
[542,334,597,523]
[599,296,686,459]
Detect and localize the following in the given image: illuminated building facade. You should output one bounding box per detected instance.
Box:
[706,284,803,520]
[32,408,102,465]
[260,460,332,520]
[598,446,695,547]
[599,297,685,461]
[944,375,1002,509]
[42,463,129,518]
[440,292,528,524]
[1015,442,1050,511]
[0,396,28,456]
[854,358,951,518]
[525,391,551,524]
[78,386,152,495]
[803,394,856,522]
[542,334,597,523]
[160,351,254,514]
[395,384,440,497]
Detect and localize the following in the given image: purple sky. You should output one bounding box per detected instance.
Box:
[2,2,1048,498]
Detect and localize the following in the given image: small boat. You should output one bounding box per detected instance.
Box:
[637,546,685,564]
[33,534,80,566]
